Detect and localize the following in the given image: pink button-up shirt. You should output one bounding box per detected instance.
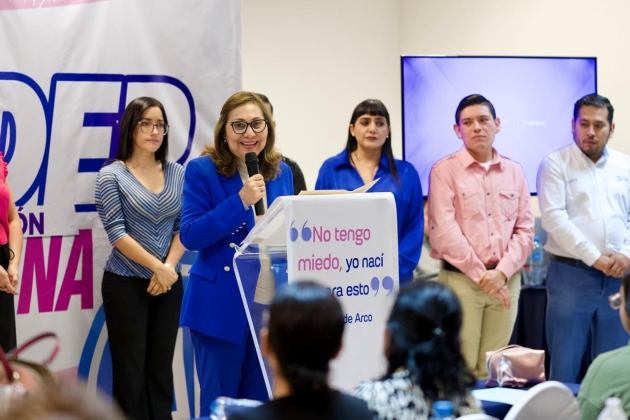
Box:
[428,148,534,283]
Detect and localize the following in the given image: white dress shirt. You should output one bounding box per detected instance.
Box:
[537,143,630,266]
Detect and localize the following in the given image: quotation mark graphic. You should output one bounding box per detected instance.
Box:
[370,276,394,297]
[290,221,311,242]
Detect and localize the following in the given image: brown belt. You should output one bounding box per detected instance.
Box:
[442,260,496,274]
[549,254,591,270]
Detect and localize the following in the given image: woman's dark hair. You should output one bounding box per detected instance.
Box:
[386,280,475,402]
[345,99,399,183]
[116,96,169,166]
[267,281,344,395]
[201,91,282,181]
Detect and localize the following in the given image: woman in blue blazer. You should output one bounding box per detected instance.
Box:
[315,99,423,285]
[179,92,293,416]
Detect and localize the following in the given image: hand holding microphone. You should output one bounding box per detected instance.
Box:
[240,152,266,215]
[239,174,265,206]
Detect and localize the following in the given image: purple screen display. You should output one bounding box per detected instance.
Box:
[402,56,596,195]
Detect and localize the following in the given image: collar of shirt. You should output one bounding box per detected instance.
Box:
[331,149,391,172]
[455,146,505,171]
[568,142,609,166]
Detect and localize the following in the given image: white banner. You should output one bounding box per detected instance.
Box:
[286,193,399,390]
[0,1,241,418]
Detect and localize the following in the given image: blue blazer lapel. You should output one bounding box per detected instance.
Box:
[219,172,243,199]
[219,172,256,232]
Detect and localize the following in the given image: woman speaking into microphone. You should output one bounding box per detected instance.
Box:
[179,92,293,415]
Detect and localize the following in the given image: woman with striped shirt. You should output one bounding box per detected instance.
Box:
[95,97,185,420]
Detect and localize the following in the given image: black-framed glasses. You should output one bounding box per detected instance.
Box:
[230,119,267,134]
[609,292,622,310]
[138,121,169,135]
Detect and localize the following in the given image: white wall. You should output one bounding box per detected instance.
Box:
[242,0,402,189]
[243,0,630,209]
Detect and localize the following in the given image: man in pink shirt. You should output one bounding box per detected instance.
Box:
[428,94,534,378]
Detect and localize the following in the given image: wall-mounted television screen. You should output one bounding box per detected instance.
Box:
[401,56,597,195]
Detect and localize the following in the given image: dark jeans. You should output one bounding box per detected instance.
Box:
[546,260,628,383]
[0,243,15,351]
[102,271,183,420]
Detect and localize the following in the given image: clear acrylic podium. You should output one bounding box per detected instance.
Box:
[233,193,399,397]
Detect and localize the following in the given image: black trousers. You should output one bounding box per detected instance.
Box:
[0,244,15,352]
[102,271,183,420]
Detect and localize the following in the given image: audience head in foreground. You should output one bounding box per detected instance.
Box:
[228,281,373,420]
[578,270,630,420]
[353,280,482,419]
[0,382,127,420]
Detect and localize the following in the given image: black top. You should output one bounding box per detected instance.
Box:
[228,391,373,420]
[281,156,307,195]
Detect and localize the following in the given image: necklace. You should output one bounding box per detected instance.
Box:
[351,152,379,182]
[351,153,379,170]
[122,160,155,175]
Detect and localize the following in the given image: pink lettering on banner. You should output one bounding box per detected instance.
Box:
[17,229,94,314]
[55,229,93,311]
[0,0,107,11]
[312,226,331,242]
[18,235,62,313]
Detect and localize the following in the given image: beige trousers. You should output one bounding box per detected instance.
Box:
[438,268,520,379]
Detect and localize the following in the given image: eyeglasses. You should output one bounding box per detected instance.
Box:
[138,121,169,135]
[609,292,622,310]
[229,119,267,134]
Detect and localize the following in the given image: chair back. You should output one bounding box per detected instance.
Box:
[503,381,580,420]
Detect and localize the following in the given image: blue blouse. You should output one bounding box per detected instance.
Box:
[95,160,185,279]
[315,150,423,284]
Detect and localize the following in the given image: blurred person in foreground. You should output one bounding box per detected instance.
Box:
[353,280,482,418]
[229,281,373,420]
[0,382,127,420]
[578,270,630,419]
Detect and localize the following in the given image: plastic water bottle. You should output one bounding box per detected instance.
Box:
[209,397,263,420]
[522,253,532,287]
[530,236,544,286]
[597,397,626,420]
[431,400,454,420]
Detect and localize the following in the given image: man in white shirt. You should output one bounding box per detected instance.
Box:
[537,93,630,383]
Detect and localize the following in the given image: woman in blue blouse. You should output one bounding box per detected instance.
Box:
[95,97,185,420]
[316,99,423,284]
[179,92,293,416]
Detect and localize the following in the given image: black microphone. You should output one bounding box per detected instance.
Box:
[245,152,265,216]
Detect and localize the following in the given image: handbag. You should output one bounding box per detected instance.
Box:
[485,345,546,388]
[0,332,60,408]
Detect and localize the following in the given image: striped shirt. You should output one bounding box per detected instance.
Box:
[95,160,185,279]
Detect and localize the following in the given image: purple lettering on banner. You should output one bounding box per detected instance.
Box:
[55,229,93,311]
[17,235,62,314]
[0,0,108,11]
